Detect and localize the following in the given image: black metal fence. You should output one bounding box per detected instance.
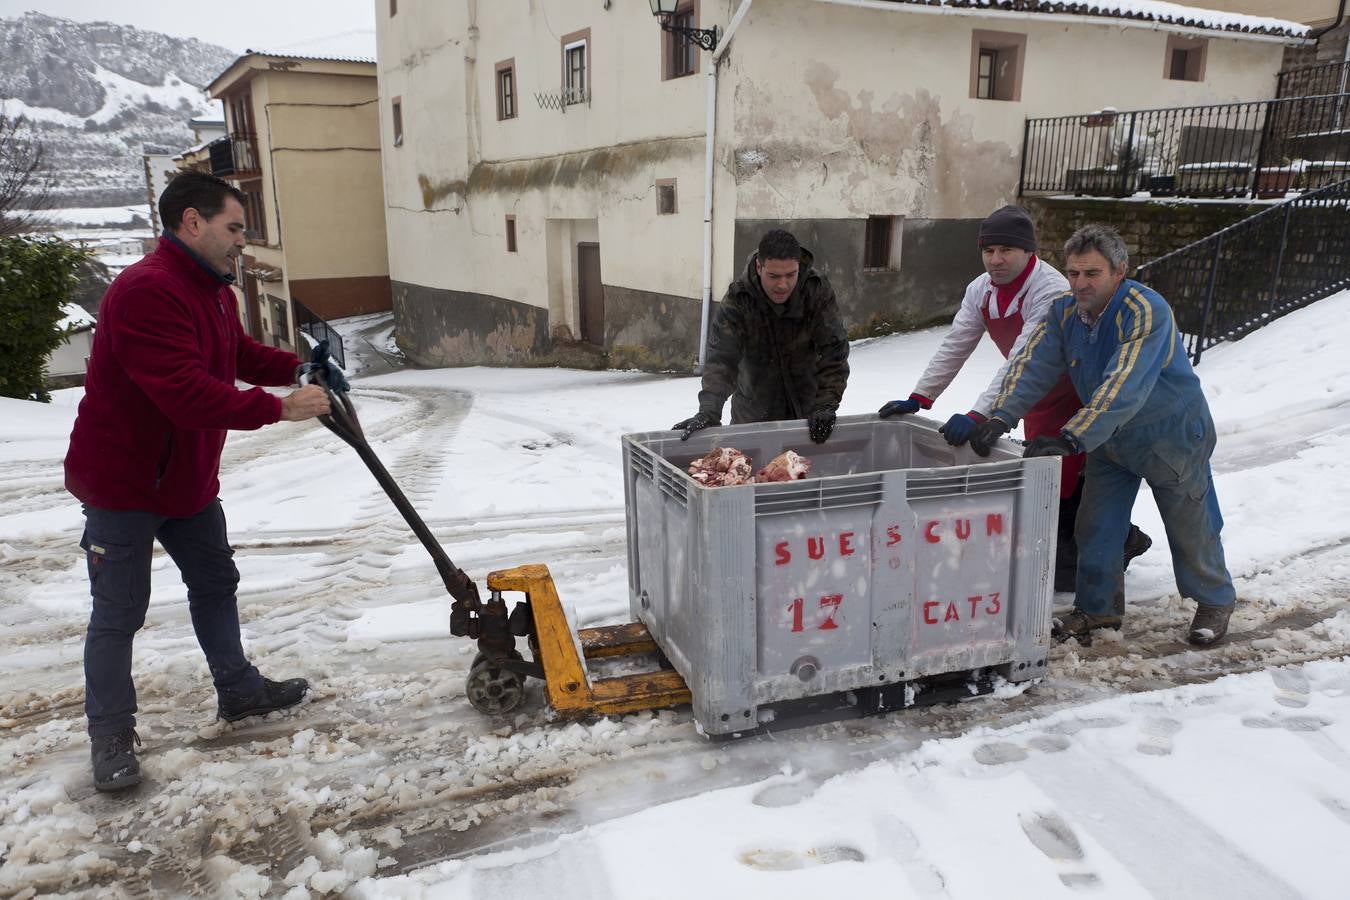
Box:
[1134,178,1350,364]
[293,299,346,369]
[1278,60,1350,99]
[1020,93,1350,199]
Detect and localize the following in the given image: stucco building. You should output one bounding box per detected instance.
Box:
[207,53,390,352]
[378,0,1305,372]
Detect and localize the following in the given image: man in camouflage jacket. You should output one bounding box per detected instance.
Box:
[673,229,850,443]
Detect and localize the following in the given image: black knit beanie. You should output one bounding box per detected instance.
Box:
[978,205,1037,251]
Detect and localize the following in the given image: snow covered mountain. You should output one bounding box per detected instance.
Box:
[0,12,236,207]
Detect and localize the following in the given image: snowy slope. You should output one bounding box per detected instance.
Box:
[0,12,233,206]
[1,290,1348,898]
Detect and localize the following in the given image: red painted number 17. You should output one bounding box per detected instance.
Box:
[789,594,843,632]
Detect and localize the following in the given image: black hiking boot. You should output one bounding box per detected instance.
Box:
[217,677,310,723]
[1188,602,1234,647]
[1123,525,1152,569]
[91,727,142,793]
[1052,608,1123,643]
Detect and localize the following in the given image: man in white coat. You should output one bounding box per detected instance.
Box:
[878,205,1150,593]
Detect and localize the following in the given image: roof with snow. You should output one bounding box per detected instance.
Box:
[238,50,376,65]
[869,1,1309,39]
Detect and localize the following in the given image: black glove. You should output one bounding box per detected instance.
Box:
[968,418,1010,457]
[938,412,984,447]
[808,408,836,444]
[299,341,350,393]
[878,395,924,418]
[1024,435,1079,457]
[672,411,718,441]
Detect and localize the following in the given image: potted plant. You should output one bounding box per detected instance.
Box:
[1255,158,1302,199]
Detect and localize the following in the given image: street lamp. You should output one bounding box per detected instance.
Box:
[648,0,721,52]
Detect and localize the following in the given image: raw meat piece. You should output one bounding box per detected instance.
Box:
[687,447,754,487]
[754,450,812,483]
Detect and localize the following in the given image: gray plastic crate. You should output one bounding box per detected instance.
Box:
[621,413,1060,735]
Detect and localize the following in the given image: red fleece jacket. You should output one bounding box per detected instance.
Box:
[65,237,301,517]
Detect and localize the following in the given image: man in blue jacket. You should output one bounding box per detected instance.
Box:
[967,224,1237,646]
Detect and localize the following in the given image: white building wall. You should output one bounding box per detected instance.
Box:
[378,0,1295,366]
[379,0,717,314]
[728,0,1290,223]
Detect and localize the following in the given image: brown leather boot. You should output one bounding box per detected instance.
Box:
[1188,602,1234,646]
[1052,608,1123,642]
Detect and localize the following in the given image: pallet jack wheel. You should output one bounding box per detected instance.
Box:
[466,655,527,715]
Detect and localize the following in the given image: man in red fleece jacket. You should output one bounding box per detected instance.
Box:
[65,172,332,792]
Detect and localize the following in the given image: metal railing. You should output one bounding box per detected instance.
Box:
[294,299,346,369]
[1134,178,1350,364]
[1278,59,1350,99]
[1019,93,1350,199]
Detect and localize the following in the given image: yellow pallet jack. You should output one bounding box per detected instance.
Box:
[305,344,690,719]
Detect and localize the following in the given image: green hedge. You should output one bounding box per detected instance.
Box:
[0,236,91,402]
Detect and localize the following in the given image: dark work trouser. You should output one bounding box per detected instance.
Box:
[81,499,264,736]
[1073,419,1236,619]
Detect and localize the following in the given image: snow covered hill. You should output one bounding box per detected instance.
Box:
[1,291,1348,898]
[0,12,233,206]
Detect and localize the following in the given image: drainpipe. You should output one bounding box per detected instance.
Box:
[1310,0,1346,40]
[697,0,753,373]
[465,0,482,169]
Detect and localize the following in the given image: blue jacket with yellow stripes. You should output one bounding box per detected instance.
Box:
[990,279,1209,455]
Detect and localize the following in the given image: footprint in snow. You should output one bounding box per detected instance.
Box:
[752,775,823,808]
[973,742,1028,766]
[874,814,949,897]
[1271,666,1311,709]
[1046,716,1126,736]
[1027,734,1072,754]
[739,844,865,871]
[1135,717,1183,756]
[1019,811,1102,889]
[973,734,1070,767]
[1242,714,1331,732]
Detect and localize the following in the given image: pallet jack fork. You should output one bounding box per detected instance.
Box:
[303,343,690,720]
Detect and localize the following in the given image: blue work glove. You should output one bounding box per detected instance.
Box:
[672,411,718,441]
[939,411,985,447]
[299,341,350,393]
[968,418,1010,457]
[878,393,929,419]
[808,408,836,444]
[1024,435,1079,457]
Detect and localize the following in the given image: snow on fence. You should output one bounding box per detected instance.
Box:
[1020,93,1350,200]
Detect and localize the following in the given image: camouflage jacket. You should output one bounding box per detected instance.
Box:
[698,250,850,424]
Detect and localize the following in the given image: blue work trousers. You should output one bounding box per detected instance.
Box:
[81,499,264,736]
[1074,413,1236,618]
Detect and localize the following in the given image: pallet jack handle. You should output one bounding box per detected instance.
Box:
[300,342,482,612]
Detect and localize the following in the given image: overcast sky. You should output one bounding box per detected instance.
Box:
[0,1,376,53]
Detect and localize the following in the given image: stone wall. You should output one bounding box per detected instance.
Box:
[1023,197,1268,272]
[1282,20,1349,71]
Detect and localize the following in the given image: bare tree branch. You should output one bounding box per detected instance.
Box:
[0,109,53,238]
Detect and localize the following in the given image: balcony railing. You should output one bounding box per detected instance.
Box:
[1134,178,1350,364]
[1277,60,1350,99]
[207,132,261,178]
[1019,94,1350,200]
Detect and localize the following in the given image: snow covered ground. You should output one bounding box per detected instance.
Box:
[1,291,1348,898]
